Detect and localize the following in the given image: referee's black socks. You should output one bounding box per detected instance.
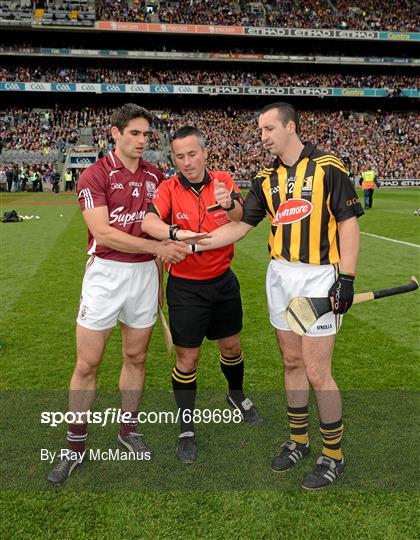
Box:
[220,352,246,403]
[172,366,197,433]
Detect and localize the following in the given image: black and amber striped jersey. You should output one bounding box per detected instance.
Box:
[242,142,363,265]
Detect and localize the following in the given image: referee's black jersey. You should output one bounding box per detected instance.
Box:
[242,142,364,265]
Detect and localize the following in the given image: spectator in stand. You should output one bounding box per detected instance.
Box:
[11,165,20,192]
[0,167,6,191]
[6,166,13,192]
[52,170,60,194]
[2,107,418,180]
[1,65,418,90]
[97,0,419,32]
[34,170,43,192]
[20,167,28,191]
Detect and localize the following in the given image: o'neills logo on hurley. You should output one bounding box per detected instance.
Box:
[273,198,313,225]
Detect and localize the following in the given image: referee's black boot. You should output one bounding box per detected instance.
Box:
[176,432,197,464]
[226,394,263,425]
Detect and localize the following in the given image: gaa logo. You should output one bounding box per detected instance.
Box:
[5,82,22,91]
[55,84,72,91]
[153,85,169,93]
[30,83,47,90]
[111,183,124,190]
[105,84,122,92]
[346,197,360,207]
[130,85,147,93]
[273,198,313,225]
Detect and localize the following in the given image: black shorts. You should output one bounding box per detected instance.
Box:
[166,268,243,348]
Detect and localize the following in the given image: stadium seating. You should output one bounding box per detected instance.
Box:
[166,108,419,180]
[0,0,417,31]
[0,0,33,22]
[4,106,413,178]
[99,0,419,32]
[0,66,418,89]
[39,0,96,26]
[1,104,418,178]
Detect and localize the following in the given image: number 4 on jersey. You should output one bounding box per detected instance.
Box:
[132,187,140,198]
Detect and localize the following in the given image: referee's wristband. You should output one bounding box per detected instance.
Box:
[222,199,235,211]
[189,244,201,253]
[169,224,180,241]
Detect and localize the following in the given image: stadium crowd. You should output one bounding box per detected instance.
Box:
[1,107,418,180]
[0,108,83,152]
[98,0,419,32]
[165,108,419,179]
[0,66,418,90]
[2,0,417,32]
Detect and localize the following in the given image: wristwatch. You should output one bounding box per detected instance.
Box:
[169,224,180,240]
[223,199,235,211]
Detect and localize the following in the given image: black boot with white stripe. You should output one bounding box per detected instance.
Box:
[226,394,263,425]
[47,451,85,484]
[302,455,345,490]
[271,440,310,472]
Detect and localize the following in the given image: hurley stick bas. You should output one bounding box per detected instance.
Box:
[286,276,419,336]
[159,307,174,354]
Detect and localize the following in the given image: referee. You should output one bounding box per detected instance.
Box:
[142,126,262,463]
[190,103,364,489]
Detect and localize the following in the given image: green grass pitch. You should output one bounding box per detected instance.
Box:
[0,188,419,539]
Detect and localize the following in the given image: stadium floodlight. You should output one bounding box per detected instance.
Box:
[286,276,419,336]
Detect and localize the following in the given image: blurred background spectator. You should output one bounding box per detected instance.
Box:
[2,106,416,180]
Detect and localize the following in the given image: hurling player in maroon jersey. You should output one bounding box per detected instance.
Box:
[47,104,201,484]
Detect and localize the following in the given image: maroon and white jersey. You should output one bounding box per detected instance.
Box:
[77,150,164,262]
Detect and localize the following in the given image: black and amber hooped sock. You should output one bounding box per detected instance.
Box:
[287,405,309,445]
[171,366,197,433]
[320,418,344,461]
[220,352,245,403]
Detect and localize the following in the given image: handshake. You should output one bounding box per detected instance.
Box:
[152,230,212,265]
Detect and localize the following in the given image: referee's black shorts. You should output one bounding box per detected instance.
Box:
[166,268,243,348]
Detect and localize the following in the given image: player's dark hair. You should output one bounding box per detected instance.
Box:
[171,126,207,149]
[110,103,154,133]
[259,102,300,134]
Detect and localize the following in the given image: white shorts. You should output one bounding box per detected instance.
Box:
[77,256,159,331]
[266,259,342,337]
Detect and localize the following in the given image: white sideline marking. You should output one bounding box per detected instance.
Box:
[361,231,420,248]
